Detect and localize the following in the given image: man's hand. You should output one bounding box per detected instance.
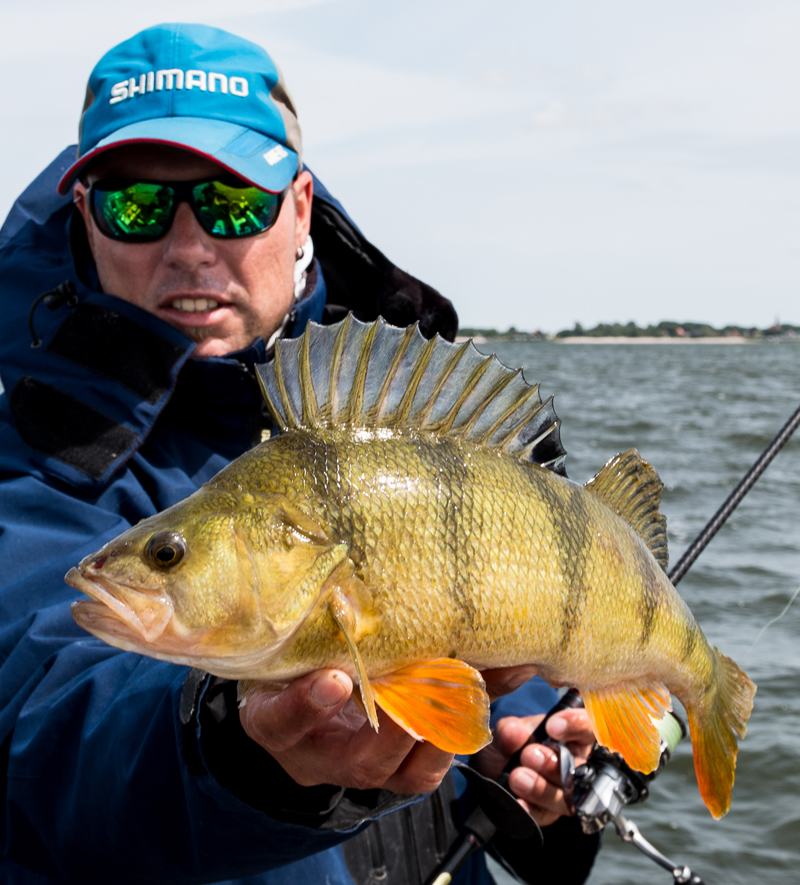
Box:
[481,664,541,701]
[475,706,595,827]
[239,663,588,809]
[239,669,454,794]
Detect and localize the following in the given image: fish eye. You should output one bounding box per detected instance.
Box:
[145,531,186,569]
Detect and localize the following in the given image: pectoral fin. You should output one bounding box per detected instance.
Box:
[581,681,672,774]
[371,659,492,754]
[325,570,491,753]
[328,586,380,730]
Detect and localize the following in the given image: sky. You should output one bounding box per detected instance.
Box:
[1,0,799,333]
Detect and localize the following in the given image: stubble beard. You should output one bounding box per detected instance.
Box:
[182,325,216,344]
[179,310,269,358]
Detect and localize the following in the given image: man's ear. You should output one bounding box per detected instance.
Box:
[293,170,313,252]
[72,182,97,259]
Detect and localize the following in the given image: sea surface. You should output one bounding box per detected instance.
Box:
[479,341,800,885]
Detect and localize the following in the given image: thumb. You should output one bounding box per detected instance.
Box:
[546,708,595,746]
[475,716,543,779]
[240,670,353,754]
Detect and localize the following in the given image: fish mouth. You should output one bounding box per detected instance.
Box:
[66,567,173,644]
[67,569,293,679]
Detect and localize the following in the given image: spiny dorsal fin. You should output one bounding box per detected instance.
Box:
[584,449,669,571]
[256,315,567,474]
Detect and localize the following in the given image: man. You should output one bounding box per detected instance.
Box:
[0,23,600,884]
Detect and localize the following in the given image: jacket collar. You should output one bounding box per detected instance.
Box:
[2,265,326,492]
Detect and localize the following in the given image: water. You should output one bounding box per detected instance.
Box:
[479,341,800,885]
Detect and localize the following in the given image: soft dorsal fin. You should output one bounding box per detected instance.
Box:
[256,314,567,474]
[584,449,669,571]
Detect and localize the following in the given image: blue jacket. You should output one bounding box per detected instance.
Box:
[0,148,598,884]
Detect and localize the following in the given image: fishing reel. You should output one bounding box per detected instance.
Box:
[550,690,705,885]
[428,689,705,885]
[569,705,685,832]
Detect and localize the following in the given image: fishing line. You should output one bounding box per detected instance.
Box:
[744,580,800,662]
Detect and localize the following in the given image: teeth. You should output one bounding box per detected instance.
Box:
[171,298,219,312]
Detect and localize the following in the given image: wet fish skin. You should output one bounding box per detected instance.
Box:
[67,316,755,820]
[217,431,711,722]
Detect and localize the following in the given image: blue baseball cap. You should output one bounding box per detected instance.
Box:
[58,23,302,195]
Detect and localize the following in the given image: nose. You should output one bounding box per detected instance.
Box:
[161,201,217,269]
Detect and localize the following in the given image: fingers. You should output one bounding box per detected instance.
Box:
[474,714,545,779]
[481,664,539,701]
[507,709,596,825]
[239,669,352,754]
[546,708,595,765]
[326,712,423,790]
[310,711,453,793]
[240,671,453,793]
[475,709,595,827]
[507,744,566,827]
[510,733,574,826]
[381,736,454,794]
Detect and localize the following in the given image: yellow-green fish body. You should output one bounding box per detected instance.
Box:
[216,432,674,681]
[68,316,755,820]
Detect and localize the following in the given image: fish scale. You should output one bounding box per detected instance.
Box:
[223,431,648,680]
[68,315,755,819]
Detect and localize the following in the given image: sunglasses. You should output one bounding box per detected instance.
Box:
[88,175,289,242]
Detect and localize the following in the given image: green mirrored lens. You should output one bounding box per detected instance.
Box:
[193,181,280,237]
[94,183,174,239]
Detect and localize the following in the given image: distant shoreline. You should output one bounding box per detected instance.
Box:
[458,335,755,345]
[556,335,749,345]
[459,320,800,343]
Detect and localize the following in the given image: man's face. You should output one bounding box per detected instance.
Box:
[73,145,313,358]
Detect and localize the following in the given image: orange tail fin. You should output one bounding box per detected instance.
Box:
[686,648,756,819]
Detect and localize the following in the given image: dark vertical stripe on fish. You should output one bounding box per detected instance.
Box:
[640,583,658,648]
[682,620,699,661]
[637,552,663,648]
[436,441,473,629]
[535,477,592,650]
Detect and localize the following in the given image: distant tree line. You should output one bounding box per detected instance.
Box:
[459,321,800,340]
[555,320,799,339]
[458,326,546,341]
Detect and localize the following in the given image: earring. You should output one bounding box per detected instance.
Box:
[295,245,305,261]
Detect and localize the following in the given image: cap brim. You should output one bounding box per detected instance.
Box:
[57,117,299,194]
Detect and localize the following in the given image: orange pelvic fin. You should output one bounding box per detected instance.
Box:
[686,648,756,819]
[581,681,673,774]
[371,659,492,754]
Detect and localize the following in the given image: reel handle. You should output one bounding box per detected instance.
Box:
[498,688,584,786]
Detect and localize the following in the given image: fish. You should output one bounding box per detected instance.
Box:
[67,315,756,819]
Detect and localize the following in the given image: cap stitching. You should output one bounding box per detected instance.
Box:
[169,26,179,117]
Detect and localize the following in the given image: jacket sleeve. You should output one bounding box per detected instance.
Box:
[0,474,409,884]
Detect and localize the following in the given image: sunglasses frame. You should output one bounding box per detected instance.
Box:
[87,175,290,243]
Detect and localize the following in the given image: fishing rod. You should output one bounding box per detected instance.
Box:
[668,395,800,585]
